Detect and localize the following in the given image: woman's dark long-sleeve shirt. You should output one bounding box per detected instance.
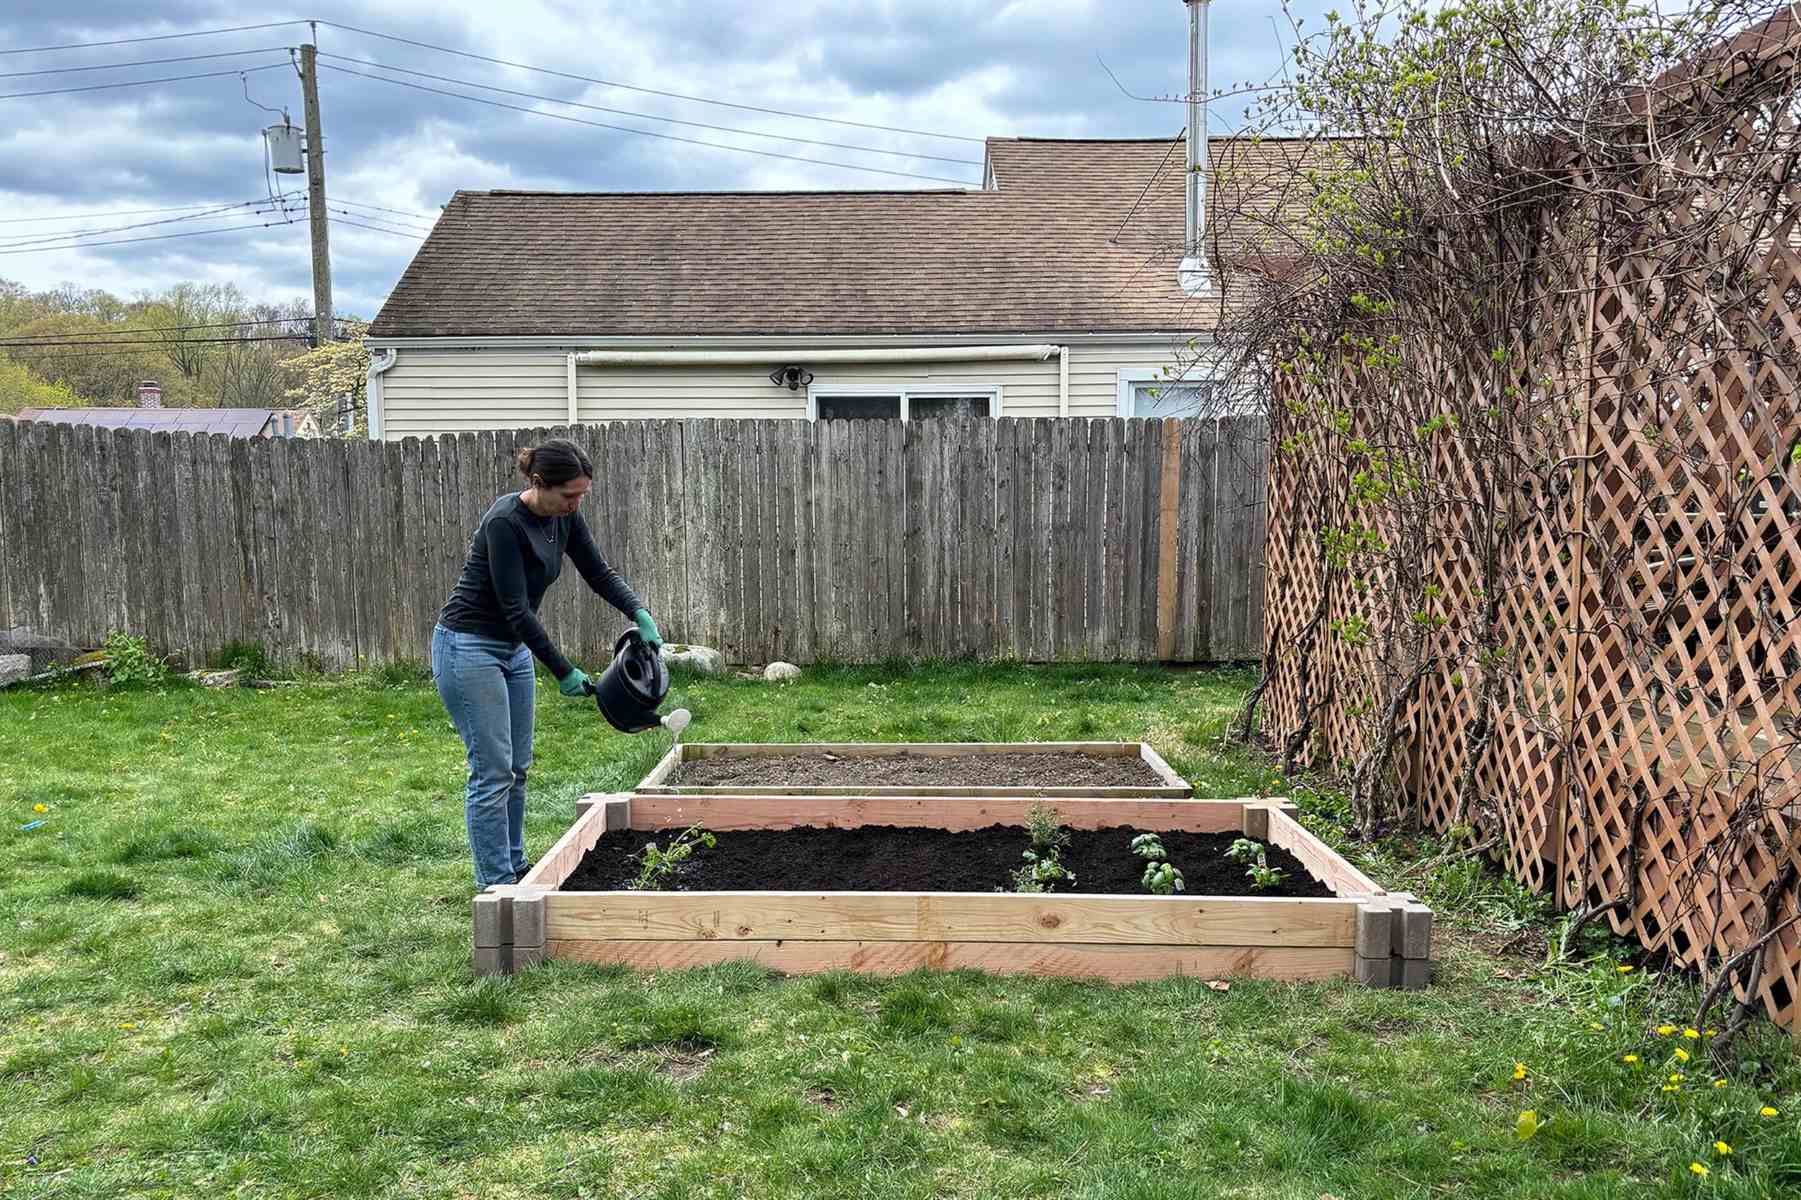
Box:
[438,493,640,680]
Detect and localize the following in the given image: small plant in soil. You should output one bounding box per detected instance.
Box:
[1130,833,1185,895]
[1224,837,1285,891]
[1011,803,1076,894]
[631,824,717,891]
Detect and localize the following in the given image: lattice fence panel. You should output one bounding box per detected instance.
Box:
[1258,22,1801,1031]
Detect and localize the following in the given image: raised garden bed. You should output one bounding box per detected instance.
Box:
[474,742,1432,990]
[639,741,1192,797]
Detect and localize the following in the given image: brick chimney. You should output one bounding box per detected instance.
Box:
[136,380,162,409]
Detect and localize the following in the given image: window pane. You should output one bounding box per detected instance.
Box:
[910,394,991,420]
[817,395,901,420]
[1130,381,1211,418]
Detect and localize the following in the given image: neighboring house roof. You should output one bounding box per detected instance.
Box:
[370,136,1312,340]
[16,407,278,437]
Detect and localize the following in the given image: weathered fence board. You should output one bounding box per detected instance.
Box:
[0,416,1264,668]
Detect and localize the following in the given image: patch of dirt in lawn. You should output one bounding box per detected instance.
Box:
[562,825,1333,898]
[670,750,1168,789]
[804,1086,842,1111]
[655,1049,713,1082]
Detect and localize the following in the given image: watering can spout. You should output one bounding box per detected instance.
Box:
[660,707,691,746]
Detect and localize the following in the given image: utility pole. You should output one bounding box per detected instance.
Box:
[297,36,338,423]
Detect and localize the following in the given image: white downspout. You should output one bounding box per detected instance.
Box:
[366,348,397,440]
[1179,0,1213,297]
[566,352,578,424]
[1058,346,1069,416]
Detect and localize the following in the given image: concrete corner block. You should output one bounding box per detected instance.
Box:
[1355,956,1395,988]
[473,945,513,977]
[603,797,631,832]
[1396,957,1431,991]
[472,892,508,949]
[1355,899,1393,961]
[1242,803,1271,840]
[575,793,606,820]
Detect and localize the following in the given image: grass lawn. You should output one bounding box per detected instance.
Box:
[3,661,1798,1199]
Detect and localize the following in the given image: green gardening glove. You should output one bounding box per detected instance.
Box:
[634,608,663,651]
[557,667,591,697]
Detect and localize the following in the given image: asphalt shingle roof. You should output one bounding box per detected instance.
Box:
[370,136,1311,339]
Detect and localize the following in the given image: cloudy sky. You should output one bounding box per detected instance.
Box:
[0,1,1331,319]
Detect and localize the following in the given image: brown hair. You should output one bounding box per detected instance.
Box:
[516,438,593,488]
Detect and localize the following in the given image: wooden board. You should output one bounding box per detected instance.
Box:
[543,891,1360,947]
[546,938,1356,982]
[626,795,1250,833]
[519,801,609,890]
[646,740,1193,797]
[1265,808,1385,897]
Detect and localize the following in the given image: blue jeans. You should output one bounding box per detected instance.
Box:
[431,624,535,887]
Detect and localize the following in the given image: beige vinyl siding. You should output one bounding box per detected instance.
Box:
[376,341,1196,438]
[381,352,570,437]
[1065,340,1204,416]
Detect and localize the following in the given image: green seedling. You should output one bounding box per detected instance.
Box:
[1142,861,1186,895]
[631,824,717,891]
[1013,803,1075,893]
[1130,833,1168,861]
[1224,837,1286,890]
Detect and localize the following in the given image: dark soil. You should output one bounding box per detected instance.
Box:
[561,825,1333,898]
[671,751,1168,789]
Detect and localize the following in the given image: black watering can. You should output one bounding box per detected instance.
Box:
[585,628,670,733]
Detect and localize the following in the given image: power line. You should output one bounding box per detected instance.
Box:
[7,334,309,351]
[316,52,984,166]
[327,206,433,234]
[0,217,301,255]
[318,63,978,187]
[0,20,307,56]
[6,335,312,364]
[0,199,290,249]
[0,199,260,224]
[1111,129,1186,243]
[0,47,291,79]
[0,317,314,346]
[333,196,440,221]
[315,19,987,144]
[330,216,429,239]
[0,60,287,101]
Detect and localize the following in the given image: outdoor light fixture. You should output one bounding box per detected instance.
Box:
[768,365,815,390]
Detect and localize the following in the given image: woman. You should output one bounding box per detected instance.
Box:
[432,438,661,887]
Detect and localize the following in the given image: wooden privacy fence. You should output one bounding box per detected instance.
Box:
[0,415,1266,669]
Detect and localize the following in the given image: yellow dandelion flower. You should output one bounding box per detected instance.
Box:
[1714,1080,1727,1089]
[1704,1028,1717,1037]
[1515,1110,1539,1141]
[1663,1084,1682,1094]
[1675,1048,1691,1062]
[32,803,48,813]
[1761,1106,1780,1118]
[1513,1062,1528,1081]
[1670,1073,1685,1083]
[1689,1162,1708,1177]
[1589,1022,1605,1031]
[1618,964,1634,973]
[1623,1054,1640,1064]
[1713,1141,1732,1156]
[1657,1024,1678,1036]
[1683,1028,1700,1040]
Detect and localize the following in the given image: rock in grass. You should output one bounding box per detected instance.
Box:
[660,644,724,675]
[763,661,801,682]
[0,653,28,688]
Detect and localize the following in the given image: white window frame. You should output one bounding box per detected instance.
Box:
[1115,368,1221,418]
[805,383,1004,422]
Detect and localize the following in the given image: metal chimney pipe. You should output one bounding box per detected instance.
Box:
[1179,0,1214,296]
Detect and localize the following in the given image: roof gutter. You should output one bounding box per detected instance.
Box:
[567,343,1064,420]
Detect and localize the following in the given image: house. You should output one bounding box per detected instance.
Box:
[14,405,322,438]
[365,135,1301,440]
